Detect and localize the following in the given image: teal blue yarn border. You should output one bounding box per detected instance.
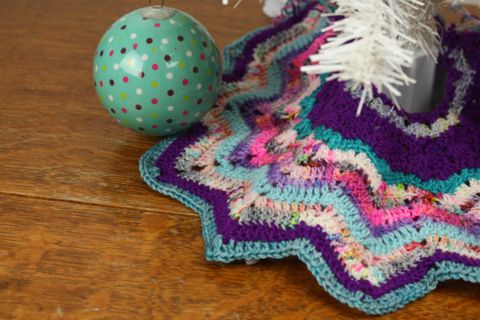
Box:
[139,138,480,315]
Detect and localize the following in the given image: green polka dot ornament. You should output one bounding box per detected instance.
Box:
[93,2,222,136]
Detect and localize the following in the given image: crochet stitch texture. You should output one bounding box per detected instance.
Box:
[140,1,480,315]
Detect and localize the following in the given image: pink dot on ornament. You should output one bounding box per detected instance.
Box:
[155,23,160,27]
[152,64,158,70]
[133,43,138,49]
[123,76,129,83]
[209,86,213,92]
[100,81,103,87]
[152,98,158,104]
[183,111,188,115]
[181,122,186,126]
[152,125,158,129]
[122,108,127,113]
[109,50,114,56]
[182,79,188,85]
[200,54,205,60]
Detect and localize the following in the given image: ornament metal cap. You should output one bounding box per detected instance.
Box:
[141,0,175,20]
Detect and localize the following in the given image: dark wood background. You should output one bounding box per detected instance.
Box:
[1,1,479,319]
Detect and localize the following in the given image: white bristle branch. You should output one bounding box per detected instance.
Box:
[301,0,465,116]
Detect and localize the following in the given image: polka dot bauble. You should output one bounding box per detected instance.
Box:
[93,6,222,136]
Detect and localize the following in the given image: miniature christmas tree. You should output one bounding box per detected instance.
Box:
[301,0,467,115]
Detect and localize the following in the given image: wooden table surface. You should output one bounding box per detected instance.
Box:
[1,1,479,319]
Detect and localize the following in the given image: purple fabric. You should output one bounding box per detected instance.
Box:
[154,123,480,300]
[307,29,480,181]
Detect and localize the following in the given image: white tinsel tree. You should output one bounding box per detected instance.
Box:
[301,0,465,115]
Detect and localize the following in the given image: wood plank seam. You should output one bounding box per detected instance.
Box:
[0,190,199,219]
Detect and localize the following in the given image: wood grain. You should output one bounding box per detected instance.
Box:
[2,195,480,320]
[0,1,480,319]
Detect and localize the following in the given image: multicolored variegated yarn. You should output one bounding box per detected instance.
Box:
[140,0,480,315]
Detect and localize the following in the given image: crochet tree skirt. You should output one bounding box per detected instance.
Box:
[140,0,480,315]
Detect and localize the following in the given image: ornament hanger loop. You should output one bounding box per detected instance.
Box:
[149,0,165,9]
[142,0,174,19]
